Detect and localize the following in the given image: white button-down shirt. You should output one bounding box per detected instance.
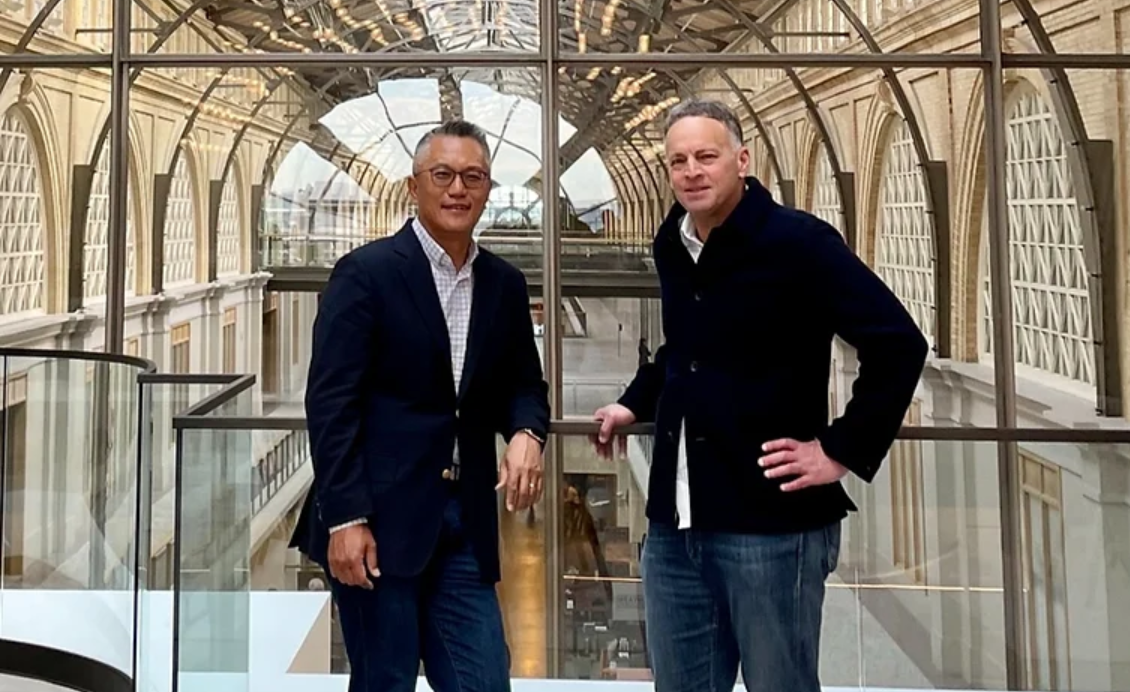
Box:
[413,218,478,392]
[674,213,704,529]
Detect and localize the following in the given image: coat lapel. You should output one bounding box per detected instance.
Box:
[457,253,501,402]
[393,225,453,381]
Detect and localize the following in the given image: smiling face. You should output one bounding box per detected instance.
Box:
[664,115,749,217]
[408,134,491,239]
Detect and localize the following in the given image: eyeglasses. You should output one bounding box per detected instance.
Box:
[416,166,490,190]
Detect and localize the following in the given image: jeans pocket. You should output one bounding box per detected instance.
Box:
[823,521,842,576]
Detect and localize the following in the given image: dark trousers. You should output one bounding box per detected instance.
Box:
[327,495,510,692]
[640,520,841,692]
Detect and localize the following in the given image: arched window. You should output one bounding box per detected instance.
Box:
[0,110,46,316]
[85,145,135,299]
[164,151,197,287]
[810,148,841,232]
[217,164,243,277]
[876,120,934,341]
[980,87,1092,386]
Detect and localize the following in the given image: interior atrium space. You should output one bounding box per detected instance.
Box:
[1,0,1129,690]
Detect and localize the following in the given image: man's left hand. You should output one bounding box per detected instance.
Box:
[759,438,848,491]
[498,431,544,511]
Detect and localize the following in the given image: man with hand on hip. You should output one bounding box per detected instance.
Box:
[592,100,927,692]
[292,119,550,692]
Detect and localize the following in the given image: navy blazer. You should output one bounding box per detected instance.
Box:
[290,221,550,584]
[618,177,927,534]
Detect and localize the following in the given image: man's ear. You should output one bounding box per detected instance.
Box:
[407,175,419,202]
[737,146,751,177]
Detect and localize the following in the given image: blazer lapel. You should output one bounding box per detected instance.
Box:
[457,254,501,402]
[394,225,453,379]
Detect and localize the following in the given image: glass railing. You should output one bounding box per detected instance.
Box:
[0,348,155,692]
[164,398,1130,692]
[174,379,256,692]
[3,347,1130,692]
[0,350,151,673]
[0,349,271,692]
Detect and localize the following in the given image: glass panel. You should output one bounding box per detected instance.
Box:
[175,388,254,692]
[0,0,103,53]
[558,296,658,417]
[138,379,224,692]
[988,69,1116,430]
[222,65,546,275]
[557,64,997,429]
[1018,3,1120,54]
[145,0,541,55]
[853,440,1006,688]
[259,291,316,413]
[0,354,145,678]
[556,0,980,55]
[499,435,550,679]
[557,433,650,681]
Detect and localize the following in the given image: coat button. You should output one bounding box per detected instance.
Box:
[694,292,702,301]
[442,468,453,480]
[690,361,698,372]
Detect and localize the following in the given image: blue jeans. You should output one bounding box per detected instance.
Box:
[327,496,510,692]
[640,521,841,692]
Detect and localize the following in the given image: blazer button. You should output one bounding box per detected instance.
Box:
[694,292,702,301]
[690,361,699,372]
[442,468,453,480]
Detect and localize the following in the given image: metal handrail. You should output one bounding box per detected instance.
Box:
[173,409,1130,444]
[0,347,157,374]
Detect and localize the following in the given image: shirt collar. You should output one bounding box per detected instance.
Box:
[679,213,703,249]
[413,217,478,272]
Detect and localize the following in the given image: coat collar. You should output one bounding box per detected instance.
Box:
[656,176,775,254]
[393,221,450,369]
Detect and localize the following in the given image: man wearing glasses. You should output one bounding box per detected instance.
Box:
[293,120,550,692]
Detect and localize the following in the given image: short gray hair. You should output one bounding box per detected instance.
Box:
[664,99,743,148]
[413,120,491,172]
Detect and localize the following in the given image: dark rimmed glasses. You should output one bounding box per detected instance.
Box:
[416,166,491,190]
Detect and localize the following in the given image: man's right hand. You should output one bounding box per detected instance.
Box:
[592,403,636,459]
[328,524,379,589]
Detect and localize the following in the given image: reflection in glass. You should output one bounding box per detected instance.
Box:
[144,0,542,55]
[559,435,650,681]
